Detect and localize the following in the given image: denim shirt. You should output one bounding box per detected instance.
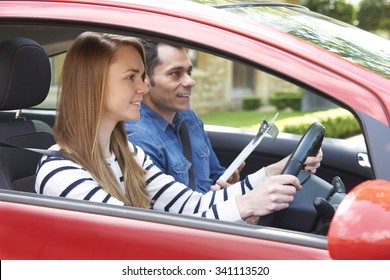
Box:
[125,105,226,193]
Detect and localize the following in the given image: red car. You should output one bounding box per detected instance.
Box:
[0,0,389,260]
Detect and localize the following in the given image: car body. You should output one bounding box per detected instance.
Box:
[0,0,390,260]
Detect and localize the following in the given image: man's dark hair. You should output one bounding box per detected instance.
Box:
[139,38,182,86]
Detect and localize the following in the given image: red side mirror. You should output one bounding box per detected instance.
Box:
[328,179,390,259]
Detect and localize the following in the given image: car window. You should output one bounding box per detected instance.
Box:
[213,3,390,79]
[35,53,65,109]
[189,48,361,143]
[37,44,362,144]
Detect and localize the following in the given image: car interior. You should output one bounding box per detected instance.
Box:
[0,37,55,193]
[0,21,373,239]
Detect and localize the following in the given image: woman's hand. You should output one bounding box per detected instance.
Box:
[303,148,323,174]
[236,174,302,219]
[265,149,323,176]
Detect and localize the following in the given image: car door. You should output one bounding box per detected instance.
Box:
[0,190,330,259]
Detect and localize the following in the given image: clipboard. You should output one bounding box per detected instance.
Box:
[218,113,279,182]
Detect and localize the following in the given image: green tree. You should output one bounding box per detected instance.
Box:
[382,3,390,30]
[357,0,388,31]
[300,0,355,24]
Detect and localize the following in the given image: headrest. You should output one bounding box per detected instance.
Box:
[0,37,51,110]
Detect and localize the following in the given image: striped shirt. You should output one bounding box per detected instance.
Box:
[35,142,267,222]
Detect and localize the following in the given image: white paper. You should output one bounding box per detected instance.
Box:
[218,113,278,183]
[218,131,267,182]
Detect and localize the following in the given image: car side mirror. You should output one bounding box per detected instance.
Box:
[327,179,390,259]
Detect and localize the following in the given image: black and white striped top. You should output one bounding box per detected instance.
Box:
[35,142,267,222]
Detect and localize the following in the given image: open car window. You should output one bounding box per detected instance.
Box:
[39,44,364,145]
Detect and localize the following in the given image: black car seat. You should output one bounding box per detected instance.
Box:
[0,37,55,192]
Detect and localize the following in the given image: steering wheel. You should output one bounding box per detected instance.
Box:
[280,122,324,176]
[258,122,341,233]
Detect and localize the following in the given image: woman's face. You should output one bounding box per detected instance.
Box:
[102,45,148,125]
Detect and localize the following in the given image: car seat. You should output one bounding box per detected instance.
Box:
[0,37,55,192]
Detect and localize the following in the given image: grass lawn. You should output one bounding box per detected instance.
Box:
[199,110,303,131]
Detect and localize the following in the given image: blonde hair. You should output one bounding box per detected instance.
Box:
[54,31,149,208]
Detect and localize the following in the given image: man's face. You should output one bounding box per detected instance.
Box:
[143,44,196,122]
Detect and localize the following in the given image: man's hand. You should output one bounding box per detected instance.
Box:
[227,161,245,184]
[210,179,229,191]
[210,162,246,191]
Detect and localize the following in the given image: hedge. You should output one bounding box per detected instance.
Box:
[276,108,361,138]
[269,91,302,111]
[242,96,262,111]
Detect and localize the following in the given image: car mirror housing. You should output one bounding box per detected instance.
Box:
[328,179,390,259]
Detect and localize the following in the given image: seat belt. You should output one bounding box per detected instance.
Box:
[179,122,196,190]
[0,141,64,157]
